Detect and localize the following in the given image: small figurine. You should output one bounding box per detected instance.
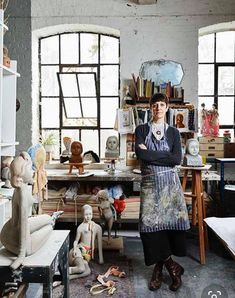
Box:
[68,141,84,174]
[201,103,219,137]
[83,150,100,163]
[105,136,119,159]
[96,189,117,240]
[69,204,103,279]
[183,138,203,167]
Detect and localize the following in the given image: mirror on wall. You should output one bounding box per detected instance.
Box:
[139,59,184,86]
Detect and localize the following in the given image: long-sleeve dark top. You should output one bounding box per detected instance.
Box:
[135,123,182,167]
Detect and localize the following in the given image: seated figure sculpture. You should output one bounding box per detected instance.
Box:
[69,204,103,279]
[97,189,117,241]
[0,152,61,270]
[183,138,203,167]
[105,136,119,159]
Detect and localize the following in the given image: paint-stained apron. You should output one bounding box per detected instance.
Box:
[139,124,190,233]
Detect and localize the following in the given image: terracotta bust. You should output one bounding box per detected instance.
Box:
[0,152,55,270]
[69,204,103,279]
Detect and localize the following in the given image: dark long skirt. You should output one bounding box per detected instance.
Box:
[140,230,187,266]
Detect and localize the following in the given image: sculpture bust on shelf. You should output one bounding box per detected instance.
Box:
[69,204,103,279]
[105,136,119,159]
[183,138,203,167]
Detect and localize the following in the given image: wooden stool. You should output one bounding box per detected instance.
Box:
[0,230,70,298]
[180,165,211,264]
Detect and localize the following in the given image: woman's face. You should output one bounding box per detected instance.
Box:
[151,101,168,121]
[188,140,199,156]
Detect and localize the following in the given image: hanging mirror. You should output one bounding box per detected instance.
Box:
[139,59,184,86]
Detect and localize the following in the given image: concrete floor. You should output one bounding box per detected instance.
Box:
[25,229,235,298]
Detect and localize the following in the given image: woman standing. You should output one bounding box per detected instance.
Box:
[135,93,190,292]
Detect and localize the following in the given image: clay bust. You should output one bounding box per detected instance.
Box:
[62,137,72,156]
[97,189,116,240]
[69,141,83,163]
[105,136,119,158]
[183,139,203,167]
[0,152,56,270]
[69,204,103,279]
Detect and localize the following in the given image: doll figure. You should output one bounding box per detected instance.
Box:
[105,136,119,158]
[96,189,117,240]
[1,156,13,188]
[0,152,62,270]
[69,204,103,279]
[183,138,203,167]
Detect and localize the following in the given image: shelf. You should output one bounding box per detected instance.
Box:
[0,64,20,77]
[0,141,19,147]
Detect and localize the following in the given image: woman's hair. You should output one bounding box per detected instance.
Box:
[83,150,100,163]
[150,93,169,106]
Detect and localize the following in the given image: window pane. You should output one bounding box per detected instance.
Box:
[81,98,97,118]
[100,65,119,96]
[62,66,97,74]
[41,36,59,64]
[198,64,214,95]
[77,73,97,96]
[218,67,234,95]
[100,130,119,158]
[58,73,78,97]
[218,97,234,125]
[80,33,98,64]
[41,66,59,96]
[100,35,119,63]
[61,33,79,64]
[81,130,99,154]
[216,31,235,62]
[41,97,59,128]
[198,34,214,63]
[100,97,119,128]
[63,98,82,118]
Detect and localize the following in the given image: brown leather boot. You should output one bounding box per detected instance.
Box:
[164,257,184,291]
[149,261,164,291]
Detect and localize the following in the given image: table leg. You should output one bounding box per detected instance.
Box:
[182,170,188,191]
[58,236,70,298]
[195,171,206,265]
[220,162,225,205]
[43,273,53,298]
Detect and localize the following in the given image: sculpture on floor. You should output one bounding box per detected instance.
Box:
[97,189,117,240]
[69,204,103,279]
[105,136,119,159]
[183,138,203,167]
[0,152,62,270]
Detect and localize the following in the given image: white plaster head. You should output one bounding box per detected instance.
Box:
[106,136,118,151]
[186,138,200,156]
[82,204,93,222]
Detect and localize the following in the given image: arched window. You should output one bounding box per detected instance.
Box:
[39,32,120,158]
[198,31,235,138]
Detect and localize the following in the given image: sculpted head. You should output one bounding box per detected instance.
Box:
[106,136,118,151]
[10,152,34,188]
[186,139,200,156]
[71,141,83,156]
[82,204,93,222]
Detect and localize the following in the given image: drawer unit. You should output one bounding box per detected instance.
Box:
[199,137,224,158]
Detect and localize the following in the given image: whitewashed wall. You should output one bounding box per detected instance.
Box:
[5,0,235,155]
